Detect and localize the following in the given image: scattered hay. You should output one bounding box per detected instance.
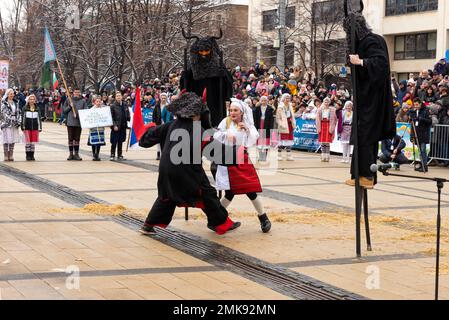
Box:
[48,203,128,216]
[371,216,403,224]
[426,263,449,275]
[400,232,449,243]
[420,248,449,257]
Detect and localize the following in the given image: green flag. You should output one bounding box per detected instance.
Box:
[41,62,51,89]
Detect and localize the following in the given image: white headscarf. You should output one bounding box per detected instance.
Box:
[2,88,14,102]
[25,94,36,104]
[280,93,291,106]
[230,98,254,127]
[344,101,353,110]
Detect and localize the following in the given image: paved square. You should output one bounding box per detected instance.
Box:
[1,123,449,300]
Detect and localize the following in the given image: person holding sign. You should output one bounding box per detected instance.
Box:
[88,96,107,161]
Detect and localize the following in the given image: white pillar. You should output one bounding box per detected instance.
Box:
[436,0,447,59]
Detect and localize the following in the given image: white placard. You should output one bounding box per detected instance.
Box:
[0,60,9,90]
[78,106,113,129]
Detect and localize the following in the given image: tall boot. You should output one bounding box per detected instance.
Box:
[8,144,14,161]
[67,145,74,161]
[3,144,8,162]
[73,145,82,161]
[26,151,31,161]
[31,151,35,161]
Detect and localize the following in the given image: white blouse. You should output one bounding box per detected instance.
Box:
[213,118,259,148]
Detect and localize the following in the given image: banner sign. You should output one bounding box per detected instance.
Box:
[293,119,426,160]
[0,60,9,90]
[79,107,113,129]
[293,118,320,151]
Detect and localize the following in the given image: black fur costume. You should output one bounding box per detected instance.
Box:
[180,29,233,128]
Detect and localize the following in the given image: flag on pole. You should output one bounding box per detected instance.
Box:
[129,87,145,149]
[41,62,51,89]
[52,72,59,90]
[44,27,57,63]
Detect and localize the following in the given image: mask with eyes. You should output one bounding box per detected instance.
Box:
[182,29,225,81]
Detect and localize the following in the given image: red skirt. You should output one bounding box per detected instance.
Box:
[318,120,333,143]
[24,130,39,143]
[227,151,262,195]
[257,119,270,147]
[280,117,294,141]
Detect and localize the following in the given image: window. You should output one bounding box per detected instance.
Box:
[394,32,436,60]
[318,39,347,65]
[262,9,277,31]
[261,45,277,66]
[285,43,295,67]
[312,0,360,24]
[386,0,438,16]
[286,6,296,28]
[262,7,296,31]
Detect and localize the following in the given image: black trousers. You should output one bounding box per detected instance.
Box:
[111,143,123,157]
[145,178,228,228]
[379,152,408,165]
[67,126,82,146]
[351,143,379,179]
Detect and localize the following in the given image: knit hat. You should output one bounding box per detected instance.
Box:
[166,92,207,118]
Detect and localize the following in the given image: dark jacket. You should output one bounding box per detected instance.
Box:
[253,106,274,132]
[381,135,406,157]
[110,101,130,130]
[63,96,88,127]
[21,104,42,131]
[437,93,449,123]
[410,107,432,144]
[152,103,162,125]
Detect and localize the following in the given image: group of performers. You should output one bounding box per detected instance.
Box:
[138,0,396,235]
[139,30,271,236]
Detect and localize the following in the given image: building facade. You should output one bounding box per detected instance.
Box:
[248,0,449,81]
[366,0,448,81]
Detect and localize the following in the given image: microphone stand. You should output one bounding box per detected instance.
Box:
[381,169,446,300]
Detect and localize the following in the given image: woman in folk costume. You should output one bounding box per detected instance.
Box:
[315,97,337,162]
[138,92,241,235]
[214,99,272,233]
[340,101,353,163]
[21,94,42,161]
[0,88,22,161]
[276,93,296,161]
[88,96,107,161]
[253,96,275,162]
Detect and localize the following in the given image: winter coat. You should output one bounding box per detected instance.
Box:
[253,105,275,140]
[110,101,130,130]
[397,80,408,103]
[276,103,296,134]
[409,107,432,144]
[0,99,21,129]
[63,96,88,127]
[316,107,337,135]
[21,104,42,131]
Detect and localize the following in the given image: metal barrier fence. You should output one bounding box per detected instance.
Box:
[429,124,449,162]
